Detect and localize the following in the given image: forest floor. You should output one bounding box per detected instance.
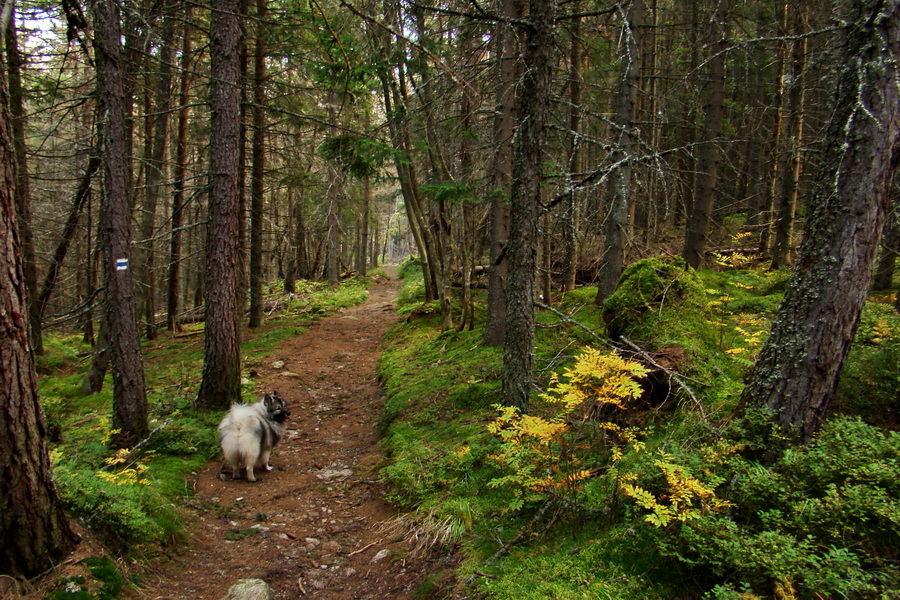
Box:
[124,271,440,600]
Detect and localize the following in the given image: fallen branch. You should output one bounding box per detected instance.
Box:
[348,539,382,557]
[100,418,173,471]
[534,301,613,348]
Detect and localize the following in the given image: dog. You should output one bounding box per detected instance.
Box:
[218,391,290,482]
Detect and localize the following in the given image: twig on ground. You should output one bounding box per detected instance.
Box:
[348,539,382,557]
[100,418,173,471]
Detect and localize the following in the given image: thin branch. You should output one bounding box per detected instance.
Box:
[619,336,708,423]
[534,300,612,348]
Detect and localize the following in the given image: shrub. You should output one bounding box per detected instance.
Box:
[624,416,900,597]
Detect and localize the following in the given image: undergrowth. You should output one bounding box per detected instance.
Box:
[380,258,900,599]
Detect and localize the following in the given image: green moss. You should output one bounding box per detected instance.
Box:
[603,255,707,341]
[378,261,900,599]
[473,527,676,599]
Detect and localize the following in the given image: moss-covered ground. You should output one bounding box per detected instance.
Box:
[380,258,900,599]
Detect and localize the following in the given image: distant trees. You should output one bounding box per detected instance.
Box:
[4,0,898,436]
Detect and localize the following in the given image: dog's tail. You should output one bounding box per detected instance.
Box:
[219,409,262,470]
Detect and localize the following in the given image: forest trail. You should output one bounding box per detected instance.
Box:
[128,272,435,600]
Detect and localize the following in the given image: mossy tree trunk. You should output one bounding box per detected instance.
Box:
[738,0,900,448]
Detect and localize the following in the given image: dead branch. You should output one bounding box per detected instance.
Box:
[534,301,613,348]
[619,336,708,422]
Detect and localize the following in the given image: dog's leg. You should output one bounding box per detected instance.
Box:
[217,460,229,481]
[246,466,256,482]
[259,449,273,472]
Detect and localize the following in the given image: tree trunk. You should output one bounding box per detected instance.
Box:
[758,6,787,255]
[167,10,193,331]
[562,14,583,294]
[873,191,898,290]
[597,0,643,304]
[457,76,476,331]
[237,0,250,320]
[738,0,900,449]
[90,0,149,449]
[484,0,521,346]
[682,0,730,269]
[36,154,101,327]
[501,0,556,411]
[326,97,341,287]
[0,36,80,577]
[358,110,371,275]
[5,10,42,356]
[197,0,244,410]
[248,0,267,326]
[138,8,175,340]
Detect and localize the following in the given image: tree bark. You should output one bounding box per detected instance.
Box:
[597,0,643,303]
[90,0,149,449]
[138,7,175,340]
[873,190,898,290]
[167,9,193,331]
[738,0,900,448]
[769,4,807,269]
[5,11,42,356]
[755,8,787,256]
[484,0,522,346]
[248,0,267,326]
[0,32,80,577]
[501,0,556,411]
[562,13,583,294]
[197,0,244,410]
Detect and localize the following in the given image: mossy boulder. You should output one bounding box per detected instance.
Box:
[603,255,707,341]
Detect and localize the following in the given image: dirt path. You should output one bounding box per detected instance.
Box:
[129,276,432,600]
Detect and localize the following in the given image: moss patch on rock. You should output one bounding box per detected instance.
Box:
[603,255,708,342]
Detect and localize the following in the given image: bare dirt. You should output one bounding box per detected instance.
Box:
[126,274,439,600]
